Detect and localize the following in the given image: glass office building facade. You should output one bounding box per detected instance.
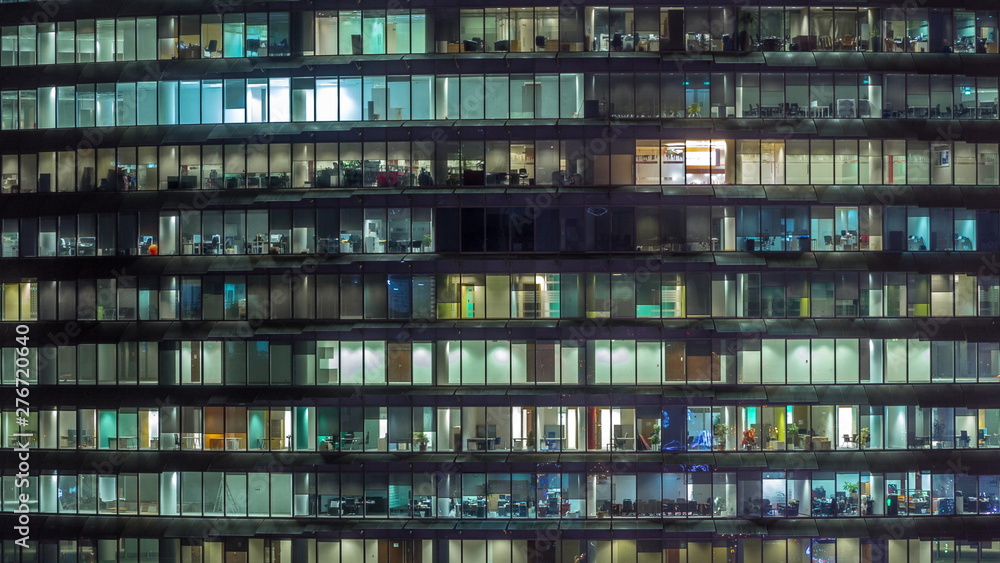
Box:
[2,0,1000,561]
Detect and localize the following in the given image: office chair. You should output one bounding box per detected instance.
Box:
[545,431,559,451]
[245,38,261,56]
[206,39,219,57]
[614,432,629,450]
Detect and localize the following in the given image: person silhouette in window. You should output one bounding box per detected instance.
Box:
[418,168,433,186]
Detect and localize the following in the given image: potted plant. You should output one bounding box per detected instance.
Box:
[869,33,880,52]
[786,499,800,516]
[712,416,731,450]
[737,11,759,51]
[422,232,432,251]
[842,481,860,513]
[527,429,536,451]
[686,102,702,117]
[786,423,799,447]
[741,427,757,450]
[413,432,430,452]
[858,427,871,448]
[648,430,660,451]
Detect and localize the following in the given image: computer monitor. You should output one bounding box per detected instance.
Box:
[476,425,497,438]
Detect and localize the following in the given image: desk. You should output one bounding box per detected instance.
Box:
[117,436,138,449]
[906,497,929,514]
[511,438,529,450]
[387,240,412,253]
[759,106,783,118]
[181,436,201,449]
[225,437,244,450]
[542,437,566,451]
[177,47,202,59]
[9,436,33,447]
[812,499,835,516]
[808,106,830,118]
[466,438,496,451]
[612,437,635,450]
[811,437,832,451]
[759,38,783,51]
[340,434,361,451]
